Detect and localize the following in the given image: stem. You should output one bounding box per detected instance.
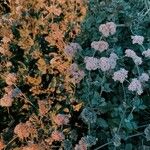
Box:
[100,72,105,97]
[125,132,143,140]
[94,141,112,150]
[4,136,18,150]
[136,65,140,76]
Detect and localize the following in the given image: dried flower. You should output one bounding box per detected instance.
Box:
[0,94,13,107]
[51,131,65,141]
[91,40,109,52]
[128,78,143,95]
[22,144,42,150]
[0,139,5,150]
[53,114,70,126]
[142,49,150,58]
[74,143,87,150]
[84,57,99,71]
[38,100,49,116]
[139,73,149,82]
[131,35,144,45]
[5,73,17,86]
[113,68,128,83]
[98,57,111,72]
[14,121,36,140]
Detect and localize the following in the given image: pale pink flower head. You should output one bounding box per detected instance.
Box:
[125,49,136,58]
[128,78,143,95]
[131,35,144,45]
[98,57,111,72]
[0,94,13,107]
[84,57,99,71]
[91,41,109,52]
[51,131,65,141]
[113,68,128,83]
[139,73,149,82]
[142,49,150,58]
[53,114,70,126]
[14,123,30,139]
[99,24,110,37]
[5,73,17,86]
[99,22,116,37]
[106,22,117,35]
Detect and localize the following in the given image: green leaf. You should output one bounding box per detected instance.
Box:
[97,118,108,128]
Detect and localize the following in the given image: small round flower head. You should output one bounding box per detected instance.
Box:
[5,73,17,86]
[106,22,117,35]
[0,94,13,107]
[139,73,149,82]
[133,56,142,65]
[113,68,128,83]
[91,41,109,52]
[131,35,144,45]
[53,114,70,126]
[99,24,110,37]
[64,43,82,57]
[128,78,143,95]
[125,49,136,58]
[84,57,99,71]
[142,49,150,58]
[99,22,116,37]
[80,107,97,124]
[51,131,65,141]
[14,123,30,139]
[98,57,111,72]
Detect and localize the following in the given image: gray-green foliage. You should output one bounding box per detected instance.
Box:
[74,0,150,149]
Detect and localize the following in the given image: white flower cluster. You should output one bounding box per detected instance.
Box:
[142,49,150,58]
[139,73,149,82]
[99,22,116,37]
[84,53,118,71]
[113,68,128,83]
[128,78,143,95]
[131,35,144,45]
[125,49,142,65]
[91,40,109,52]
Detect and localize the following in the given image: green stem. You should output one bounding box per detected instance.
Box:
[94,141,112,150]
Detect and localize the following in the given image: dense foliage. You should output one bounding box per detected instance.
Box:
[0,0,150,150]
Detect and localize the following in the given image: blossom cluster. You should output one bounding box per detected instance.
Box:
[99,22,117,37]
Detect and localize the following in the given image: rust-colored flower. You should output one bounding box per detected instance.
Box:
[5,73,17,86]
